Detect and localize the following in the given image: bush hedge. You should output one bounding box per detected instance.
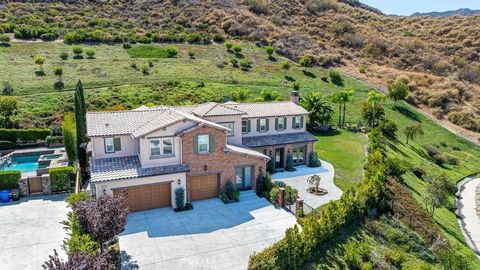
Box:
[248,129,387,269]
[0,128,50,143]
[49,166,75,193]
[0,170,21,189]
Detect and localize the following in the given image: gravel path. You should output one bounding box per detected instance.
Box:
[271,160,342,208]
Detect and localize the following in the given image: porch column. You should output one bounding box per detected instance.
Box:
[295,198,303,214]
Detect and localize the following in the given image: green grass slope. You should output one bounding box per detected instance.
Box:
[2,41,480,265]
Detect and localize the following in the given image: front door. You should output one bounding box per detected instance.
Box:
[236,166,253,190]
[275,148,284,169]
[292,145,306,166]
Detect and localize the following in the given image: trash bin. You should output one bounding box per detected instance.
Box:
[0,190,10,203]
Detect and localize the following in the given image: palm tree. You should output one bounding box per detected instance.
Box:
[330,92,342,127]
[367,90,385,127]
[301,92,334,126]
[404,124,424,144]
[338,89,355,126]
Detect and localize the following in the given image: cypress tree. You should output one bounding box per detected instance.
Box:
[74,80,88,181]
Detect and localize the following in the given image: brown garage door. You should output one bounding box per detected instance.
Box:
[189,174,219,201]
[113,183,171,212]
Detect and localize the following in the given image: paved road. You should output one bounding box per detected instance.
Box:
[0,194,68,269]
[457,177,480,254]
[272,161,342,208]
[119,191,297,270]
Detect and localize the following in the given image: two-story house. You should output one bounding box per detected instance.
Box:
[86,91,317,212]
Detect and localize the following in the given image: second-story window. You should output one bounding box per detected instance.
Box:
[293,116,303,129]
[150,137,174,157]
[242,120,250,134]
[197,134,210,153]
[276,117,286,131]
[220,122,235,136]
[258,118,268,132]
[105,137,121,153]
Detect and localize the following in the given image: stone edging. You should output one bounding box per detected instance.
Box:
[455,174,480,256]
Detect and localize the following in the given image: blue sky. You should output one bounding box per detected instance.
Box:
[360,0,480,15]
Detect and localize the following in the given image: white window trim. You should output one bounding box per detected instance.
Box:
[259,119,267,132]
[105,137,115,153]
[242,120,249,134]
[294,116,302,129]
[149,137,175,158]
[198,134,210,154]
[220,122,235,137]
[277,117,285,130]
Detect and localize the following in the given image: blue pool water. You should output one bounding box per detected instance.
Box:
[1,155,41,173]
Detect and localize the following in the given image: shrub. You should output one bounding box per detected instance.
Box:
[411,167,425,179]
[65,233,98,256]
[232,44,242,53]
[187,32,201,44]
[425,145,446,165]
[270,187,280,205]
[2,82,13,96]
[239,59,252,70]
[265,46,274,56]
[85,48,96,58]
[284,185,298,204]
[267,158,276,174]
[141,64,149,75]
[174,187,185,210]
[40,33,57,41]
[263,174,273,194]
[225,41,233,50]
[0,128,50,142]
[220,181,239,203]
[385,248,406,268]
[49,166,75,193]
[359,65,366,74]
[72,46,83,59]
[59,52,68,60]
[329,69,342,85]
[308,152,321,167]
[213,34,225,43]
[379,120,398,140]
[188,50,195,59]
[122,42,132,49]
[445,154,459,165]
[256,174,265,197]
[230,58,238,67]
[46,136,62,147]
[0,170,21,189]
[285,154,295,172]
[385,157,410,179]
[65,192,90,207]
[305,0,338,13]
[0,33,10,44]
[299,55,313,70]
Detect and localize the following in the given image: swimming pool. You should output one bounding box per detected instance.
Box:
[1,154,41,173]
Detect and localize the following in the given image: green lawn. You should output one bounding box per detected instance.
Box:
[3,41,480,264]
[315,130,367,191]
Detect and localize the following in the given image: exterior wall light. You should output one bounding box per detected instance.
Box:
[204,165,208,171]
[178,179,181,185]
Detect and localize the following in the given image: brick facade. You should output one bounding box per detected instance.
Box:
[181,125,267,199]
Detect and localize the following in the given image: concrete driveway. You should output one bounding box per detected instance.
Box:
[0,194,68,269]
[119,190,297,269]
[272,161,342,208]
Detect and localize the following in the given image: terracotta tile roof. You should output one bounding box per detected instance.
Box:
[90,155,189,183]
[87,108,227,138]
[242,132,317,148]
[223,101,308,118]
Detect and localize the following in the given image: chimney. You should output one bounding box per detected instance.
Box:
[290,90,299,104]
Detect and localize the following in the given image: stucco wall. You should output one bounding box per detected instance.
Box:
[242,116,306,138]
[137,120,196,168]
[91,135,137,159]
[94,172,187,209]
[204,115,242,145]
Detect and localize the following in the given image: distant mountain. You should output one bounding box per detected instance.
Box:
[411,8,480,17]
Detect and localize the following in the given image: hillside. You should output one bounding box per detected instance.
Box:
[0,0,479,141]
[411,8,480,17]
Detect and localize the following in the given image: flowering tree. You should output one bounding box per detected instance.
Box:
[73,194,129,252]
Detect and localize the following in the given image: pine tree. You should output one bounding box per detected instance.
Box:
[74,80,88,181]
